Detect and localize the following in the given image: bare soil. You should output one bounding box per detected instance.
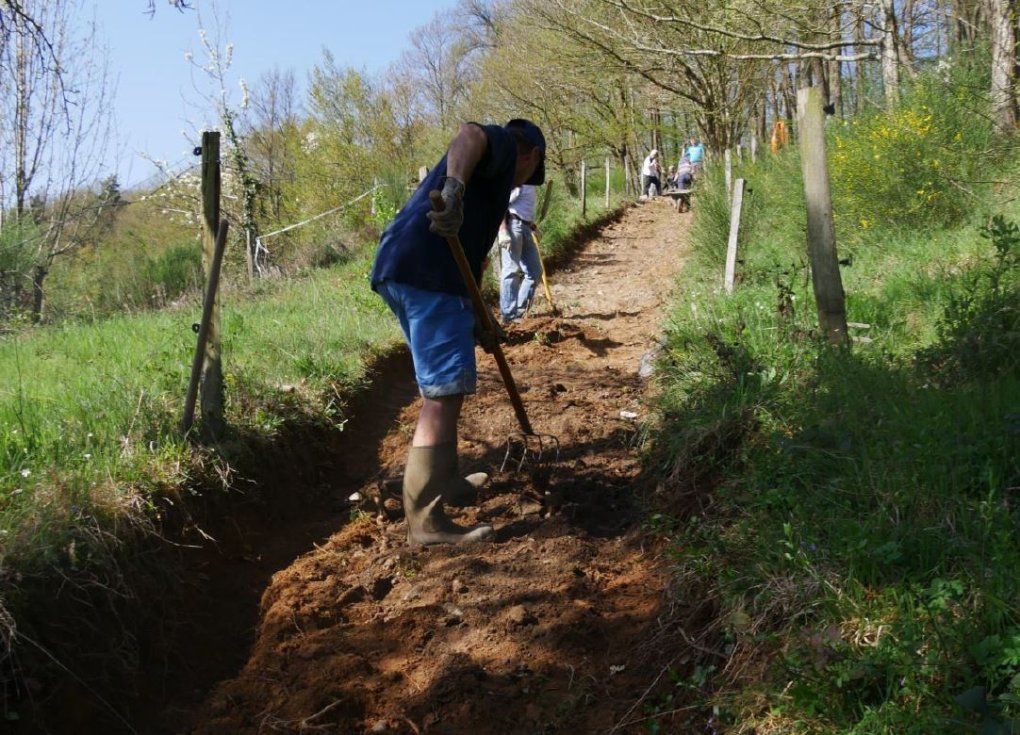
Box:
[172,198,694,734]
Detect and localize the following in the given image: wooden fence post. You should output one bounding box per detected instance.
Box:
[724,178,746,294]
[605,156,611,208]
[580,160,587,218]
[623,155,630,196]
[797,86,849,344]
[724,148,733,198]
[199,131,225,437]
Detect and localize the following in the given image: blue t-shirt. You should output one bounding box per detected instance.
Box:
[370,123,517,297]
[686,143,705,163]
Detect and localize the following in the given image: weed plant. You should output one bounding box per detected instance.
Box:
[651,67,1020,734]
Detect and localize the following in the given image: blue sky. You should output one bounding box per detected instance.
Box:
[94,1,455,187]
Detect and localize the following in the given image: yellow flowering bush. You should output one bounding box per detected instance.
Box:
[829,71,994,232]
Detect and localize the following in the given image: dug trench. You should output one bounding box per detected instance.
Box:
[27,198,706,734]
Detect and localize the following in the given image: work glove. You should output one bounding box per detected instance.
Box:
[427,176,466,238]
[473,316,506,354]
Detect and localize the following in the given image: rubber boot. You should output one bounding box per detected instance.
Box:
[422,442,489,507]
[403,446,494,546]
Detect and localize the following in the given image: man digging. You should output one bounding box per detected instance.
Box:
[370,119,546,546]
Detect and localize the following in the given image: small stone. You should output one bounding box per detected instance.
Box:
[452,578,467,595]
[443,603,464,626]
[402,586,421,602]
[520,501,543,517]
[507,605,537,627]
[370,720,388,732]
[620,410,639,420]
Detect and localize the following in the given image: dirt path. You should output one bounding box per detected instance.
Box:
[185,198,692,735]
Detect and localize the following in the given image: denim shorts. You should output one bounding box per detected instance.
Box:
[376,280,476,398]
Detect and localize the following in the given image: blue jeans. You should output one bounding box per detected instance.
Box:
[499,218,543,322]
[375,281,476,397]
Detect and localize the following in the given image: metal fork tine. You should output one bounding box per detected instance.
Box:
[500,432,561,473]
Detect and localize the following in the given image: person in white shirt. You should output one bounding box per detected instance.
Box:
[498,185,543,323]
[641,149,661,197]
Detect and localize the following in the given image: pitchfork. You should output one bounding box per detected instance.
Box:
[429,190,560,473]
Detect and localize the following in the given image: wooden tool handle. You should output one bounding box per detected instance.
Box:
[429,191,533,435]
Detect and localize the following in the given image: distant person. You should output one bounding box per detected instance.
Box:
[499,184,543,324]
[640,149,661,197]
[370,118,545,546]
[676,157,694,189]
[685,139,705,174]
[770,121,789,154]
[674,157,694,212]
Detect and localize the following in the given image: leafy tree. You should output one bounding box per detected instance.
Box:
[243,67,302,227]
[0,0,116,323]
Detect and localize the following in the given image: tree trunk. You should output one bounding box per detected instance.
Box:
[881,0,900,108]
[829,3,845,117]
[899,0,918,76]
[853,0,868,114]
[30,265,47,324]
[989,0,1017,133]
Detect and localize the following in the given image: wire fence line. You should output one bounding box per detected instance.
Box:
[252,185,379,277]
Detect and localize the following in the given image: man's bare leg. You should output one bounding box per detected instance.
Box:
[413,394,463,447]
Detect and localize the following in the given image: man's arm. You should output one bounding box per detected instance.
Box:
[445,123,489,185]
[427,123,489,237]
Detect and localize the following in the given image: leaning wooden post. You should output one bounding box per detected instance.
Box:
[580,160,587,218]
[605,156,611,208]
[796,86,849,344]
[182,219,229,434]
[724,178,746,294]
[199,131,226,436]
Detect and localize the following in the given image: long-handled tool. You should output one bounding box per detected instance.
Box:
[530,180,558,315]
[530,227,558,314]
[429,191,559,472]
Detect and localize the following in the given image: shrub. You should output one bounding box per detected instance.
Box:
[830,64,996,232]
[919,215,1020,383]
[0,218,41,322]
[141,242,203,305]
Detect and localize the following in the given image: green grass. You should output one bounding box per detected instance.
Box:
[648,94,1020,733]
[0,247,401,573]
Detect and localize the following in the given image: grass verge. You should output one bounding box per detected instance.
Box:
[646,124,1019,732]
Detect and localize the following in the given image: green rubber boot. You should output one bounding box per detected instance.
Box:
[403,445,494,546]
[423,442,489,507]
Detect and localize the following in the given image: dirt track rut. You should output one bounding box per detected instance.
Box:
[183,198,692,734]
